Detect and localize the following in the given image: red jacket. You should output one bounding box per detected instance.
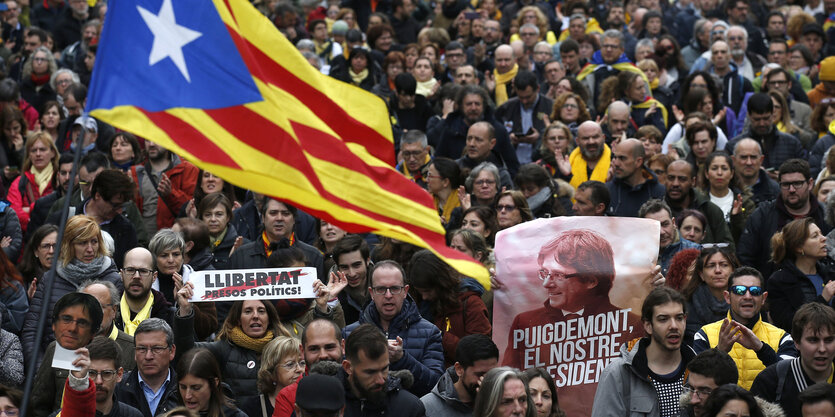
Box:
[7,170,54,232]
[129,158,198,231]
[435,291,492,368]
[58,377,95,417]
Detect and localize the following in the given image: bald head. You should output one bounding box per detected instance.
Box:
[576,121,605,161]
[124,247,154,269]
[495,44,515,74]
[620,138,644,158]
[122,247,157,301]
[608,101,629,117]
[668,159,694,177]
[607,101,631,138]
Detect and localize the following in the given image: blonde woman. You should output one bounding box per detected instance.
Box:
[239,336,303,417]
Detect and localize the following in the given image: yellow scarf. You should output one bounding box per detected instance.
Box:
[434,191,461,223]
[632,98,669,128]
[568,144,611,190]
[349,68,368,85]
[108,324,118,340]
[227,327,274,352]
[650,77,659,90]
[31,164,53,195]
[401,154,430,180]
[120,292,154,336]
[416,79,438,97]
[776,121,787,133]
[493,64,518,106]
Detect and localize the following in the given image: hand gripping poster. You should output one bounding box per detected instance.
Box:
[494,217,660,417]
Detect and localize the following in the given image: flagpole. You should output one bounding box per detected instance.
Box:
[21,116,90,417]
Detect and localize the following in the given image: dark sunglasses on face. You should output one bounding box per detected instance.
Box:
[729,285,764,296]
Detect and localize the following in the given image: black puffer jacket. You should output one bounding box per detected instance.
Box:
[339,367,425,417]
[767,260,835,332]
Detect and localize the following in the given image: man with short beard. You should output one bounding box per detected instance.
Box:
[340,324,425,416]
[726,26,765,80]
[421,334,499,416]
[592,287,695,417]
[738,158,831,278]
[114,248,173,336]
[129,141,198,237]
[662,159,732,245]
[566,121,610,189]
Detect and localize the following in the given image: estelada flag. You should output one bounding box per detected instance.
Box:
[87,0,489,285]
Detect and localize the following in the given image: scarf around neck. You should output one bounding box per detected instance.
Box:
[416,78,438,97]
[526,186,552,213]
[568,144,611,189]
[493,64,519,106]
[228,326,274,352]
[31,163,53,195]
[349,68,368,85]
[120,291,154,336]
[57,256,110,284]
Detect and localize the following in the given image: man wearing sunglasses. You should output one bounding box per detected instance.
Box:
[342,260,443,397]
[693,267,797,389]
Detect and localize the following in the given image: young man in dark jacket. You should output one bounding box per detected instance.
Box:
[340,324,425,417]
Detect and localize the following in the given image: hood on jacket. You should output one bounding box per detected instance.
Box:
[460,278,485,296]
[427,367,471,412]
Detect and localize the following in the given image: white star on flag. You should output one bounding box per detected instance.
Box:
[137,0,203,82]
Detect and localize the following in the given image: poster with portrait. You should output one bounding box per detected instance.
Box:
[493,217,660,417]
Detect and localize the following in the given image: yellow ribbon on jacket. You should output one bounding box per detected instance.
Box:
[434,191,461,224]
[493,64,518,106]
[120,291,154,336]
[568,144,611,189]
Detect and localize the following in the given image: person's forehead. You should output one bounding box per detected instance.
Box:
[668,162,693,177]
[688,372,719,388]
[646,209,672,223]
[730,274,761,288]
[135,330,167,344]
[125,250,154,267]
[83,285,110,304]
[267,199,291,212]
[464,94,483,104]
[60,303,91,318]
[401,141,424,150]
[337,250,365,264]
[304,323,340,345]
[801,325,834,339]
[371,265,404,285]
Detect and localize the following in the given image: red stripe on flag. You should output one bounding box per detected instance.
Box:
[138,109,242,169]
[222,24,395,165]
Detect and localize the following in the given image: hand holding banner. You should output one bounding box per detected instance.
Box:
[187,267,318,302]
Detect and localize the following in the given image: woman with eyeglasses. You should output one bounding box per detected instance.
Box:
[0,385,21,417]
[17,224,57,297]
[408,249,490,368]
[495,190,534,230]
[22,215,122,364]
[537,123,574,182]
[456,162,502,219]
[20,46,58,115]
[176,348,248,417]
[549,94,589,141]
[682,246,740,344]
[766,217,835,332]
[239,336,303,417]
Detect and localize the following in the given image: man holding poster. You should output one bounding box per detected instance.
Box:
[494,217,660,417]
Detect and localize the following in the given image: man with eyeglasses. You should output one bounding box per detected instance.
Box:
[30,292,102,417]
[764,40,813,98]
[342,260,444,397]
[495,70,553,165]
[751,303,835,417]
[738,158,831,277]
[680,349,739,417]
[577,29,644,111]
[693,267,797,389]
[727,93,806,176]
[116,318,179,417]
[441,41,467,84]
[503,229,644,417]
[395,130,432,190]
[55,336,144,417]
[761,66,813,129]
[114,248,173,337]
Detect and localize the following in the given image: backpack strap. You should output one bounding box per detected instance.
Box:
[775,358,794,403]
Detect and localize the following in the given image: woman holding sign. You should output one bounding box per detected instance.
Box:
[174,265,347,401]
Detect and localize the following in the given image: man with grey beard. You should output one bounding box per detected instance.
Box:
[726,25,765,80]
[565,121,611,189]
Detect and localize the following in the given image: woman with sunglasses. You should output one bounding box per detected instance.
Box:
[767,217,835,332]
[681,246,740,344]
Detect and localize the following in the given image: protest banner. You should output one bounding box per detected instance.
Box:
[493,217,660,417]
[188,267,317,302]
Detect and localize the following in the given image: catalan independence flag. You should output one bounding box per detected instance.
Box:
[87,0,489,285]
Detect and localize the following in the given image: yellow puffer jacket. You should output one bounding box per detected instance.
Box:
[699,314,790,389]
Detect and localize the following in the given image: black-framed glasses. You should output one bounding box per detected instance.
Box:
[730,285,764,296]
[537,269,582,282]
[780,180,807,190]
[371,286,405,295]
[88,369,119,381]
[38,243,56,250]
[135,345,170,355]
[122,267,154,278]
[58,315,92,329]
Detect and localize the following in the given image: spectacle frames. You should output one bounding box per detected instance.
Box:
[58,315,92,329]
[88,370,119,381]
[371,286,405,295]
[122,267,154,278]
[279,360,306,371]
[135,345,170,355]
[729,285,764,296]
[538,269,582,282]
[683,385,713,399]
[701,243,730,249]
[780,180,808,190]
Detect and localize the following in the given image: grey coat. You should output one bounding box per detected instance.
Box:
[0,310,23,387]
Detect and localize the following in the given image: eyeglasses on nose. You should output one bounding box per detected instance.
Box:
[371,286,405,295]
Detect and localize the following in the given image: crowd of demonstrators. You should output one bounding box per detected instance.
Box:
[1,0,835,415]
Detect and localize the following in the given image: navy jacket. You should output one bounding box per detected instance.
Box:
[606,167,666,217]
[343,296,444,397]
